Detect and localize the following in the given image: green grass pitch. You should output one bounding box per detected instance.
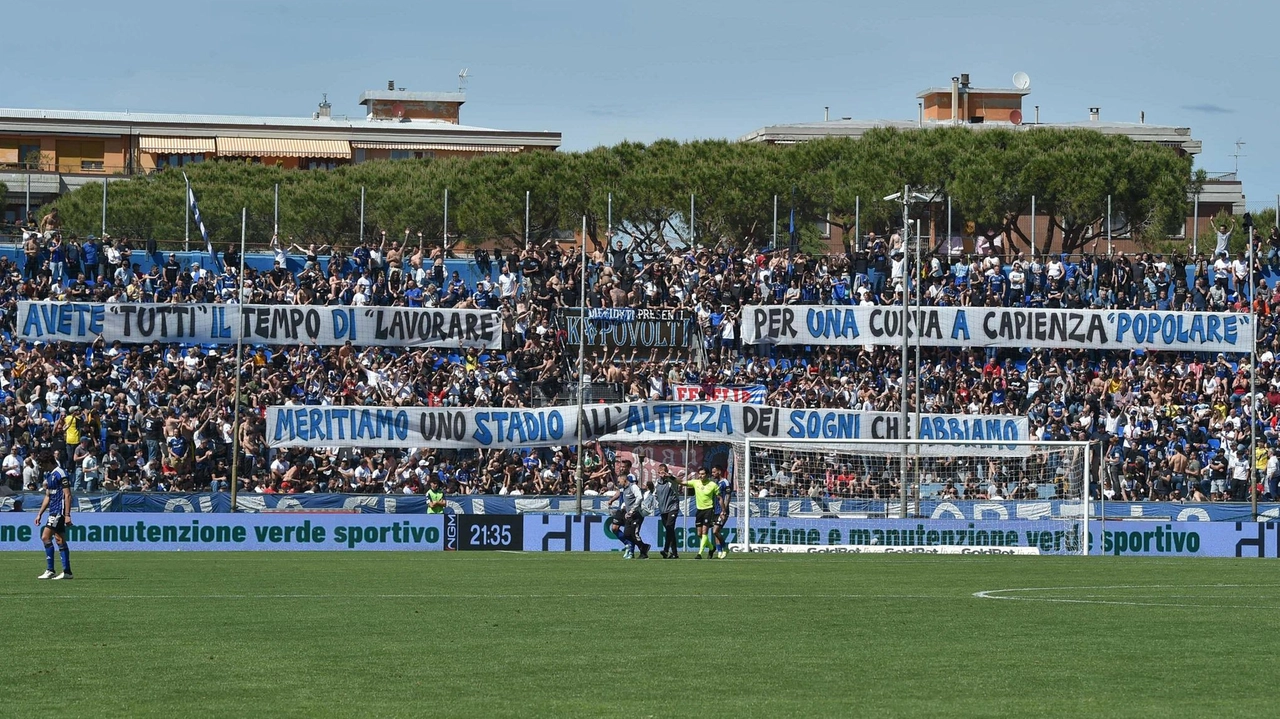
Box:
[1,552,1273,718]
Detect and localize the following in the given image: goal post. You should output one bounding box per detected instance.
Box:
[735,439,1090,556]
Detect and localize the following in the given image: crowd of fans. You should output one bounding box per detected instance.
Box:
[4,211,1280,506]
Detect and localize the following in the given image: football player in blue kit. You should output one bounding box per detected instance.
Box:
[34,451,73,580]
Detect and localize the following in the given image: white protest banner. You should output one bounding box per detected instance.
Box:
[742,305,1253,353]
[17,302,501,349]
[265,402,1029,455]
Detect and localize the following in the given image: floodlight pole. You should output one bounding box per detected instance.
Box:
[273,183,279,238]
[100,179,108,238]
[443,188,449,257]
[524,190,531,250]
[359,186,365,244]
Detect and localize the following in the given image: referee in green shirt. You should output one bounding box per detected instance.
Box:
[680,469,719,559]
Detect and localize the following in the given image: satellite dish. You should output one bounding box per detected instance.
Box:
[1012,72,1031,90]
[1009,109,1023,125]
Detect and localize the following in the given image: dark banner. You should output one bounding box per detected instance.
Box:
[2,492,1277,523]
[561,307,699,358]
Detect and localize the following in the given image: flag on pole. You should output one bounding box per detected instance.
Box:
[184,173,220,271]
[788,207,798,253]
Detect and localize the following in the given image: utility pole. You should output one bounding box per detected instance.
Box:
[1192,191,1199,255]
[230,207,248,514]
[855,196,861,253]
[184,174,190,252]
[897,186,911,519]
[574,215,588,516]
[1106,195,1113,255]
[772,195,778,248]
[1246,212,1258,519]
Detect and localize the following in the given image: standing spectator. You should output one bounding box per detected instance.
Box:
[48,235,65,284]
[426,476,446,513]
[2,446,21,491]
[162,253,182,287]
[1265,448,1280,500]
[82,236,99,281]
[40,207,61,236]
[79,444,101,493]
[1213,219,1234,258]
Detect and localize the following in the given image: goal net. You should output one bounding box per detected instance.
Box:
[732,439,1089,556]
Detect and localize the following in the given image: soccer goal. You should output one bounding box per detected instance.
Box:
[732,439,1090,556]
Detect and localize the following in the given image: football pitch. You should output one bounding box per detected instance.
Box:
[1,552,1273,718]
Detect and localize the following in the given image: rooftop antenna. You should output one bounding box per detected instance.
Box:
[1232,138,1246,175]
[1012,71,1031,90]
[458,68,469,93]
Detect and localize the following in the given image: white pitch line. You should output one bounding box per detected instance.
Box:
[973,584,1280,608]
[0,592,944,601]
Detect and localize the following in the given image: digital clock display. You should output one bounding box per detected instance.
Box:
[458,516,523,551]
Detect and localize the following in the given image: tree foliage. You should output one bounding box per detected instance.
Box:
[50,129,1193,254]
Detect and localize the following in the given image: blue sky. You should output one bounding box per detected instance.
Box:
[15,0,1278,211]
